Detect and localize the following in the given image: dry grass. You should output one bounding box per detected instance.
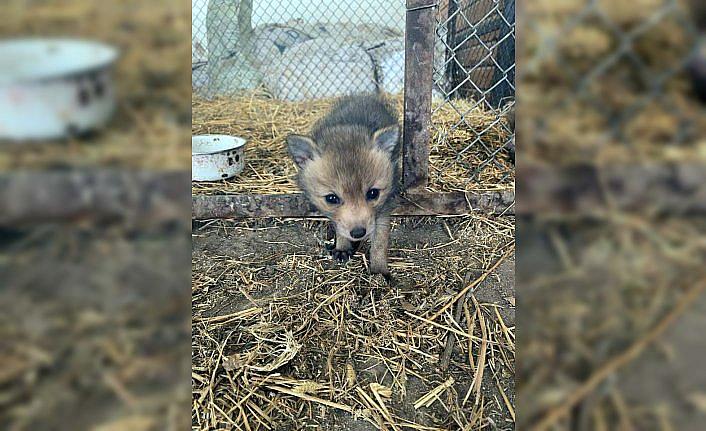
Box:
[519,0,706,427]
[519,215,706,429]
[0,0,191,170]
[192,92,514,196]
[521,0,706,165]
[192,215,515,430]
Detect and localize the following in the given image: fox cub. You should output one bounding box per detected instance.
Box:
[286,94,400,276]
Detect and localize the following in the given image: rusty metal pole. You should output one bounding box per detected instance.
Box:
[403,0,437,191]
[191,191,514,219]
[0,171,190,227]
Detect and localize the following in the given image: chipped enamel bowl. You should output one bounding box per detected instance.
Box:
[192,135,246,181]
[0,38,119,141]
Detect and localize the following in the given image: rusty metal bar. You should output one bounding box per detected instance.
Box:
[0,170,191,227]
[518,163,706,217]
[403,0,437,190]
[192,191,514,219]
[8,162,703,225]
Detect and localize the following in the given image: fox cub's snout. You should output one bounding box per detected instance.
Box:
[286,94,400,276]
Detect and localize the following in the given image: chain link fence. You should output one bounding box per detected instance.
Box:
[433,0,515,188]
[192,0,406,99]
[521,0,704,165]
[192,0,516,191]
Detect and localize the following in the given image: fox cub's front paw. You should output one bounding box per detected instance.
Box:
[331,248,354,263]
[326,243,353,263]
[370,262,390,277]
[326,240,361,263]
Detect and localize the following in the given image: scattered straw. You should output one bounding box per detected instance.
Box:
[192,91,514,196]
[425,245,515,324]
[414,377,456,410]
[192,216,515,429]
[532,276,706,431]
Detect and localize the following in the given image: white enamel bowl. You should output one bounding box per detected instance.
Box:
[192,135,247,181]
[0,38,119,141]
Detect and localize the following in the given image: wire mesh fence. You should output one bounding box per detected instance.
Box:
[433,0,515,188]
[191,0,516,193]
[521,0,704,166]
[518,2,706,429]
[192,0,406,99]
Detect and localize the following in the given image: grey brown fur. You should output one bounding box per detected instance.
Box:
[286,93,401,276]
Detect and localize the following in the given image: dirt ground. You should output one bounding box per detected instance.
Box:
[192,215,515,430]
[517,216,706,430]
[0,225,191,430]
[619,290,706,431]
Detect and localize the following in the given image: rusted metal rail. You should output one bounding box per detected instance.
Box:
[0,171,190,227]
[7,163,706,224]
[517,163,706,217]
[192,191,515,219]
[403,0,437,191]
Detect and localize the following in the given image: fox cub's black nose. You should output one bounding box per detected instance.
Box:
[350,227,366,239]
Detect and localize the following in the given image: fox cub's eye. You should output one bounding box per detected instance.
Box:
[325,194,341,205]
[366,188,380,201]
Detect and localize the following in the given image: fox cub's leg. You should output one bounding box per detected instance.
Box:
[326,230,356,263]
[334,235,353,261]
[370,215,391,276]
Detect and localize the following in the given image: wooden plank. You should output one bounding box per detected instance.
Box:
[457,43,497,67]
[403,0,437,190]
[460,0,496,27]
[454,27,500,46]
[439,0,494,27]
[192,191,515,219]
[437,0,450,20]
[468,65,498,90]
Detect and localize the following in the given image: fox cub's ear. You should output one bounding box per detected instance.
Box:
[286,135,318,169]
[372,126,400,156]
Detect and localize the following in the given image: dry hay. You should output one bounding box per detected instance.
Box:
[191,92,514,196]
[521,0,706,165]
[0,0,191,170]
[192,215,515,430]
[0,225,191,429]
[519,215,706,429]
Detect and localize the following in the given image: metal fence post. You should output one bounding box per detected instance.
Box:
[403,0,437,191]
